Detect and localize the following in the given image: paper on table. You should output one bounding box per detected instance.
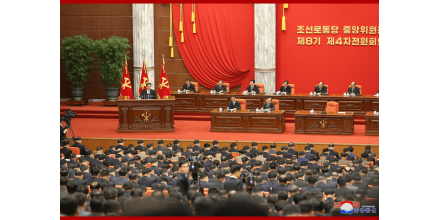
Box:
[374,94,379,96]
[338,112,346,114]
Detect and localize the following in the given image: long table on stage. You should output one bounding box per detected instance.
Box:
[117,99,175,132]
[172,92,378,115]
[210,109,286,133]
[294,111,355,135]
[365,112,379,136]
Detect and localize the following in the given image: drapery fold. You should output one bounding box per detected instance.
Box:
[172,4,254,91]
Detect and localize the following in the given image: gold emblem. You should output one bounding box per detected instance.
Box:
[141,112,151,122]
[121,77,132,89]
[159,77,169,89]
[320,120,327,128]
[140,77,149,90]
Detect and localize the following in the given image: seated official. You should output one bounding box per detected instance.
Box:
[262,97,275,110]
[140,83,157,99]
[278,80,292,94]
[228,95,241,110]
[213,80,227,93]
[314,81,328,95]
[182,78,195,93]
[347,82,360,95]
[245,79,260,93]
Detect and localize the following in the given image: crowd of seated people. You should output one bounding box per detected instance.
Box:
[60,139,379,216]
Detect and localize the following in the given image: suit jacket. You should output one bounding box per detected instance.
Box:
[224,177,242,192]
[347,184,359,192]
[297,157,308,165]
[72,177,86,186]
[211,146,221,152]
[113,176,129,186]
[85,177,100,185]
[228,101,241,110]
[163,149,175,156]
[256,155,266,163]
[134,145,146,152]
[71,142,87,155]
[287,149,298,157]
[200,181,211,189]
[294,179,308,188]
[347,86,360,95]
[310,150,319,156]
[116,145,128,151]
[176,173,190,197]
[173,145,183,152]
[264,179,279,188]
[339,159,350,166]
[250,148,262,154]
[279,85,292,94]
[282,152,293,159]
[272,183,289,194]
[246,85,260,93]
[316,182,329,191]
[209,180,225,190]
[256,183,270,192]
[334,186,354,198]
[367,188,379,198]
[213,84,227,92]
[203,150,215,157]
[97,179,116,187]
[329,149,340,159]
[192,145,203,152]
[301,185,323,193]
[60,147,72,159]
[314,85,328,94]
[140,89,157,99]
[262,102,275,110]
[182,83,196,92]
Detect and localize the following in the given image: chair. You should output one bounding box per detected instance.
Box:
[236,99,246,110]
[130,155,134,158]
[86,162,90,166]
[60,147,63,149]
[181,156,186,158]
[315,84,329,93]
[169,164,173,169]
[146,187,152,190]
[191,82,199,92]
[325,101,339,113]
[88,186,91,192]
[171,160,178,163]
[146,163,152,168]
[366,198,377,202]
[347,85,362,95]
[110,154,115,158]
[254,83,265,93]
[231,152,239,160]
[109,166,114,169]
[237,162,243,165]
[263,192,270,197]
[270,154,277,157]
[223,83,230,92]
[70,147,80,155]
[145,190,154,197]
[115,185,123,188]
[204,188,209,197]
[137,150,140,154]
[288,84,295,94]
[374,157,377,161]
[272,99,280,110]
[164,191,169,196]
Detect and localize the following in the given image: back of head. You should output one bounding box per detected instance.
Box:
[103,200,122,216]
[60,194,78,216]
[194,196,215,216]
[213,198,267,216]
[283,204,301,216]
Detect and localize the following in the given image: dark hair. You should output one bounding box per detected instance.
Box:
[60,195,78,216]
[186,78,191,82]
[66,181,78,194]
[103,200,121,216]
[90,197,105,213]
[231,95,236,98]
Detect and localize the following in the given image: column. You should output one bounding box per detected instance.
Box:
[254,4,276,93]
[133,4,155,97]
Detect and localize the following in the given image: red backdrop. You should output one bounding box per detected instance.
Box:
[276,4,379,95]
[173,4,254,91]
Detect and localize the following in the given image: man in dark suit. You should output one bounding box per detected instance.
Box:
[182,78,196,92]
[213,80,227,93]
[211,140,221,152]
[154,140,166,152]
[347,82,360,95]
[264,172,279,188]
[172,140,183,152]
[227,95,241,110]
[278,80,292,94]
[294,173,308,188]
[224,164,243,192]
[134,140,146,152]
[287,142,298,158]
[255,176,270,192]
[163,143,176,156]
[262,97,275,110]
[72,171,87,186]
[328,143,340,159]
[281,146,293,159]
[140,83,157,99]
[85,167,101,185]
[334,177,354,198]
[300,176,323,194]
[60,141,73,159]
[210,173,226,190]
[176,161,190,197]
[314,81,328,95]
[228,143,240,153]
[192,140,203,152]
[112,169,129,186]
[250,142,261,154]
[309,144,319,157]
[271,175,289,194]
[71,137,87,156]
[199,173,211,189]
[60,117,68,145]
[367,180,379,198]
[246,79,260,93]
[115,139,128,151]
[203,143,215,156]
[138,168,157,187]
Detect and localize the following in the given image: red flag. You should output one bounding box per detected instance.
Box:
[139,58,150,96]
[158,57,171,99]
[120,59,134,99]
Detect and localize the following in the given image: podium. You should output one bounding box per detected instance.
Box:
[117,98,175,132]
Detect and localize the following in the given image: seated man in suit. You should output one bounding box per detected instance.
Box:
[182,78,196,93]
[227,95,241,110]
[278,80,292,94]
[224,164,243,192]
[314,81,328,95]
[71,137,87,156]
[213,80,227,93]
[262,97,275,110]
[60,141,73,159]
[246,79,260,93]
[140,82,157,99]
[347,82,360,95]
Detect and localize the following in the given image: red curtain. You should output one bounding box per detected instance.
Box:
[172,4,254,91]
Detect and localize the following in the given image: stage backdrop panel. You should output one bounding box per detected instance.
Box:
[276,4,379,95]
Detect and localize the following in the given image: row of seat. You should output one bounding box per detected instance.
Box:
[190,82,362,94]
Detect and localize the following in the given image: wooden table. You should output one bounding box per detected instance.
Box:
[294,111,355,135]
[117,99,175,132]
[365,112,379,136]
[210,109,286,133]
[173,92,378,116]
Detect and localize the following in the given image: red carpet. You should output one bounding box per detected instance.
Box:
[69,118,378,145]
